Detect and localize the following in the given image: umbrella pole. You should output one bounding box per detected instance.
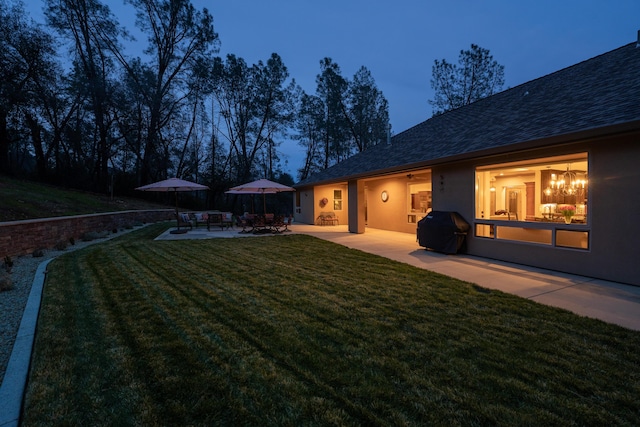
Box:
[170,189,188,234]
[175,190,179,231]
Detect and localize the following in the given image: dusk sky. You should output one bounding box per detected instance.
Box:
[29,0,640,175]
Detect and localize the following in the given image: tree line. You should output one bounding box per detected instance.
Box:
[0,0,390,209]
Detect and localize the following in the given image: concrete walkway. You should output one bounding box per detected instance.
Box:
[2,223,639,426]
[0,260,52,427]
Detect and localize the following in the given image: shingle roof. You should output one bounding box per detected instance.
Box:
[297,41,640,187]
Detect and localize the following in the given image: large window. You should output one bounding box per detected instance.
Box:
[407,181,432,224]
[475,153,588,224]
[475,153,589,249]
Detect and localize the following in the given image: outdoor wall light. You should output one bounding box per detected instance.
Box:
[381,190,389,202]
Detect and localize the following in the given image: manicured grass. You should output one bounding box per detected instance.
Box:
[23,224,640,425]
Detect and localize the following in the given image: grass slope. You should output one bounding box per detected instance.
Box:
[23,224,640,426]
[0,176,166,221]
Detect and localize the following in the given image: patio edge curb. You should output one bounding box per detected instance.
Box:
[0,258,53,427]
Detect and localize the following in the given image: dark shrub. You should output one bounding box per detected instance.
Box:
[0,270,12,292]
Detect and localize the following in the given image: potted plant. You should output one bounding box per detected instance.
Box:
[558,205,576,224]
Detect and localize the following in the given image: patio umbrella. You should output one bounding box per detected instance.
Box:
[136,177,209,233]
[226,178,295,214]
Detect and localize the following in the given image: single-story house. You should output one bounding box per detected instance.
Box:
[293,34,640,287]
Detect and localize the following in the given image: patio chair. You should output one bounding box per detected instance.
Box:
[264,213,275,227]
[238,213,256,233]
[252,215,269,234]
[222,212,234,229]
[191,212,208,228]
[207,213,222,230]
[282,216,292,232]
[176,212,193,230]
[270,215,285,233]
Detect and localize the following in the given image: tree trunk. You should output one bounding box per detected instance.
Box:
[0,112,10,174]
[25,112,47,180]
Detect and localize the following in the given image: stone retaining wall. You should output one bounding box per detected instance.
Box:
[0,210,174,259]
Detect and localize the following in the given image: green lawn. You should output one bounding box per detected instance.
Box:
[0,176,166,221]
[23,224,640,426]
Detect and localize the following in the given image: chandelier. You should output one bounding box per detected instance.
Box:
[544,164,587,198]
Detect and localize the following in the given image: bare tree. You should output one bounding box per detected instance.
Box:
[0,1,59,175]
[44,0,127,189]
[125,0,218,184]
[211,53,295,183]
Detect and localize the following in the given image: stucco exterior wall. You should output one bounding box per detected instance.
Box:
[457,134,640,286]
[431,163,475,215]
[582,136,639,284]
[294,184,349,226]
[294,187,316,224]
[313,184,348,226]
[293,133,639,286]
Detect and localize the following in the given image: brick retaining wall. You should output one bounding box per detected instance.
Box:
[0,210,174,259]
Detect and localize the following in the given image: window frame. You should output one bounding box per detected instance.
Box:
[333,189,343,211]
[474,153,590,250]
